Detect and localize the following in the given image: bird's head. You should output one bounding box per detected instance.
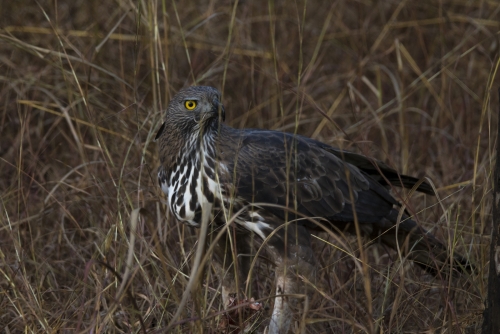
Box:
[157,86,225,139]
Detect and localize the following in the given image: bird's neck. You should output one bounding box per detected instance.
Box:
[159,118,220,173]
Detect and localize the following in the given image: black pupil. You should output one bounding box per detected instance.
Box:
[187,101,194,108]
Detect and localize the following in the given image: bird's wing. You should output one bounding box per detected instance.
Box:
[222,129,398,224]
[309,140,435,195]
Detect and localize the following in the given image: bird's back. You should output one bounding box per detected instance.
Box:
[215,125,400,227]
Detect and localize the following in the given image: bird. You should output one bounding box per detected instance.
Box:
[156,86,471,333]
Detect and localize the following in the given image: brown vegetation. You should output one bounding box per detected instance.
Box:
[1,0,498,332]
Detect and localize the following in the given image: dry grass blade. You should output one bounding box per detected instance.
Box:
[0,0,496,332]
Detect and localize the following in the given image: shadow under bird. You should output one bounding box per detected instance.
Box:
[156,86,472,333]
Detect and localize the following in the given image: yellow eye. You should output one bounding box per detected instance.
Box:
[185,100,197,110]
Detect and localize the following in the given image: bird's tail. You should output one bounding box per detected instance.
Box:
[373,209,473,275]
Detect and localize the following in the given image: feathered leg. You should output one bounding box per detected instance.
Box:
[268,265,294,334]
[266,223,316,334]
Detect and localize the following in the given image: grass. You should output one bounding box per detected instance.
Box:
[0,0,498,332]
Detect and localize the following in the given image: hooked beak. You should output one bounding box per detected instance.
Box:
[154,121,166,141]
[211,101,225,122]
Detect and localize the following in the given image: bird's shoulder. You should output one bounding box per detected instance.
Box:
[219,126,329,157]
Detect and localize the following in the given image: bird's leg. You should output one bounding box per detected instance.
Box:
[267,223,316,334]
[268,261,294,334]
